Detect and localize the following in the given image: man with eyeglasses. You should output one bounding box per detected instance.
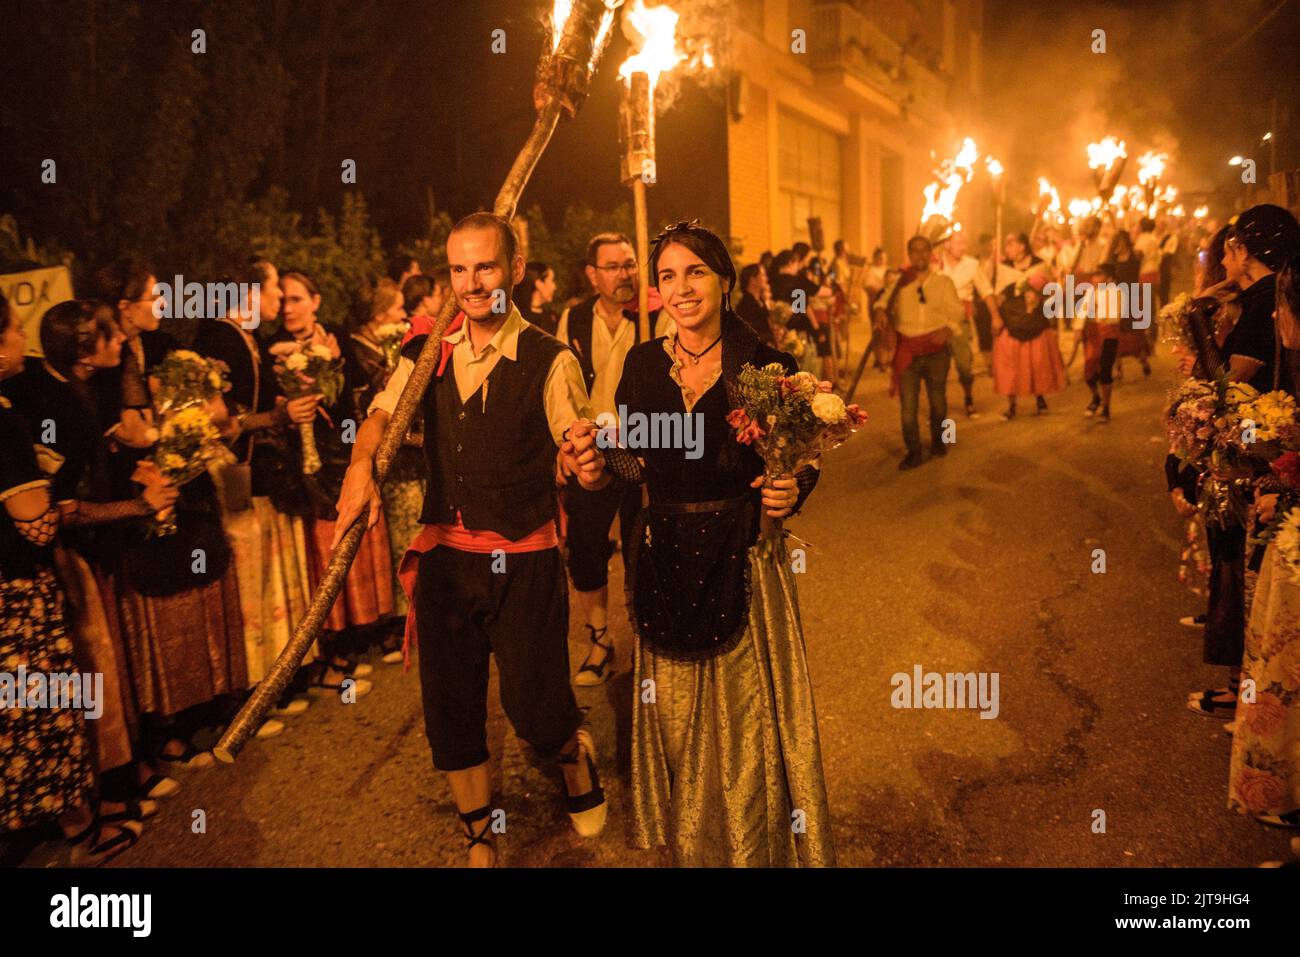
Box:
[555,232,667,686]
[874,235,964,471]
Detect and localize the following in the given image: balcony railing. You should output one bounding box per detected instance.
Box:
[808,1,949,124]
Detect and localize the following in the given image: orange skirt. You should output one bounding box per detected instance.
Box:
[305,512,396,632]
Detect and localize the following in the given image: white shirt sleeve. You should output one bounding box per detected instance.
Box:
[543,349,595,446]
[368,355,413,418]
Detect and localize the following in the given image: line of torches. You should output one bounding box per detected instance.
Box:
[918,133,1210,249]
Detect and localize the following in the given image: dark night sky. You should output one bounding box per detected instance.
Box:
[2,0,1298,259]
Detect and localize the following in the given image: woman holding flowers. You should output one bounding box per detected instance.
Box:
[1229,251,1300,827]
[267,271,392,695]
[568,222,841,866]
[193,259,319,700]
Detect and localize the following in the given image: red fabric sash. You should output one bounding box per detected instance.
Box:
[890,329,950,397]
[395,517,558,670]
[403,311,465,377]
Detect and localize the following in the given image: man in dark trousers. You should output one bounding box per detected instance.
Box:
[555,232,665,685]
[335,212,608,866]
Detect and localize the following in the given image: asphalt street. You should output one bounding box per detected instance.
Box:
[28,337,1299,868]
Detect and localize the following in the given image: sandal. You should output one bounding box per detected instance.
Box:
[98,798,158,825]
[1186,687,1237,716]
[574,625,615,687]
[312,661,373,699]
[558,728,607,838]
[137,772,180,800]
[458,805,498,867]
[155,740,215,770]
[67,818,142,867]
[1255,810,1300,829]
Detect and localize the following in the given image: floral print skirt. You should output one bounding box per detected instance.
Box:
[1229,543,1300,818]
[1,566,95,831]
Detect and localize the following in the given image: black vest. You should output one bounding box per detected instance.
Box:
[565,297,655,395]
[418,322,568,539]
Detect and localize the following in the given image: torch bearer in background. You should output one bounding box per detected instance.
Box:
[214,0,624,762]
[985,155,1004,283]
[1137,150,1167,212]
[1087,136,1127,226]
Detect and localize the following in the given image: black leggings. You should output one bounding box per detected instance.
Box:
[1087,337,1119,388]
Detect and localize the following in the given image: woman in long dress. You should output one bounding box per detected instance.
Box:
[991,233,1065,420]
[192,259,318,702]
[1229,226,1300,827]
[268,271,391,693]
[0,292,145,864]
[350,277,420,664]
[572,222,834,866]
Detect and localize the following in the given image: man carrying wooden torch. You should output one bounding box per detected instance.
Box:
[215,0,624,869]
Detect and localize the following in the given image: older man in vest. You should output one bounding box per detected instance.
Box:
[555,232,668,686]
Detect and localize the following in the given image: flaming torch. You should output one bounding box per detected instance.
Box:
[1137,150,1167,209]
[1087,136,1127,223]
[617,0,706,341]
[918,137,979,244]
[214,0,624,762]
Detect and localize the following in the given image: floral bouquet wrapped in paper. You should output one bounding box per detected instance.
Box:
[269,339,343,474]
[726,364,868,481]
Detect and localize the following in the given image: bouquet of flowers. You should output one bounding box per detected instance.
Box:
[139,350,235,535]
[148,405,233,535]
[1165,376,1262,527]
[372,320,412,372]
[1158,292,1194,348]
[151,349,230,414]
[1269,506,1300,584]
[726,363,868,480]
[1165,377,1261,472]
[269,338,343,475]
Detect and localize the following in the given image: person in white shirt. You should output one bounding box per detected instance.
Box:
[939,231,1003,418]
[555,233,670,686]
[874,235,965,470]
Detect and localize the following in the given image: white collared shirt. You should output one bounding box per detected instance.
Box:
[369,305,593,444]
[939,254,994,304]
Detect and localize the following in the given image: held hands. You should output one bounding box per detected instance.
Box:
[752,472,798,518]
[561,419,607,490]
[331,460,382,549]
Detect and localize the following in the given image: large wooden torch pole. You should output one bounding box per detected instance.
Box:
[214,0,622,762]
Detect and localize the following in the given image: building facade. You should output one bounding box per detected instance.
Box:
[721,0,985,263]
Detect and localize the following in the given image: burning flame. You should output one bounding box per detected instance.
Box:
[1087,136,1127,171]
[985,156,1004,178]
[1068,198,1093,218]
[921,138,980,222]
[1170,204,1186,217]
[1137,150,1167,185]
[1194,205,1209,219]
[550,0,573,52]
[619,0,686,89]
[952,138,979,180]
[1036,177,1061,214]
